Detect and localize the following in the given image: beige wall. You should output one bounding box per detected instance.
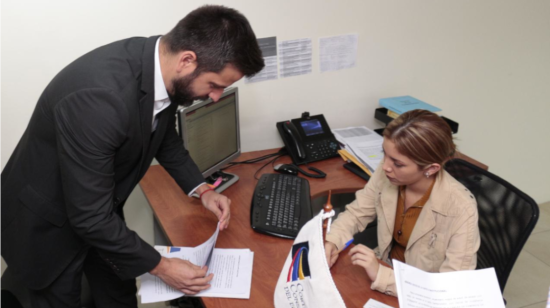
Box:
[2,0,549,204]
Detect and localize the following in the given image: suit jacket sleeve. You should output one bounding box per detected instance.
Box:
[155,115,204,194]
[54,89,161,280]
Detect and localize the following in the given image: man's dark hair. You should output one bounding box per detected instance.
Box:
[163,5,265,77]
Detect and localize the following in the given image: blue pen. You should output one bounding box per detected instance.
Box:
[342,239,354,251]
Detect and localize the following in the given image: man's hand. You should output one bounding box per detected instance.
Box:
[197,185,231,230]
[149,257,213,295]
[324,241,339,268]
[349,244,380,281]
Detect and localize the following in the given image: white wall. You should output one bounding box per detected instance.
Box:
[2,0,549,204]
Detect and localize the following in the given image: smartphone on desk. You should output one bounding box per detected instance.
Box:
[276,112,340,165]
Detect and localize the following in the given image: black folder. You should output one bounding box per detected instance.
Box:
[343,162,371,181]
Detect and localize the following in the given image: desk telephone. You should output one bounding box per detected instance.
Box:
[276,112,340,165]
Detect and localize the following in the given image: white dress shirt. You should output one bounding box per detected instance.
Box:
[153,38,171,131]
[153,37,205,196]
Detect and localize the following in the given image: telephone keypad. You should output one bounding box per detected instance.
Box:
[304,140,340,161]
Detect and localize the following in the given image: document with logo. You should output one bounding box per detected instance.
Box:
[394,261,505,308]
[138,223,254,303]
[274,211,347,308]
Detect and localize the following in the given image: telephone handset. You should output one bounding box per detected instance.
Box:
[282,121,306,160]
[276,112,340,165]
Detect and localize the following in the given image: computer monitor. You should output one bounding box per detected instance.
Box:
[176,87,240,193]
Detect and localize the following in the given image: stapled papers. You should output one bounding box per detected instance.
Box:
[138,223,254,303]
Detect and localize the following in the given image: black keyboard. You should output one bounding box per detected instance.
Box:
[250,173,312,239]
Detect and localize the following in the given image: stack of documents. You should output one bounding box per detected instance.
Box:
[332,126,384,175]
[139,224,254,303]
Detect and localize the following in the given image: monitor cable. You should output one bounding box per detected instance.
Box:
[221,148,286,171]
[273,163,326,178]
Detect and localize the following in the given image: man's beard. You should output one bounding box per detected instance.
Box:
[168,73,209,107]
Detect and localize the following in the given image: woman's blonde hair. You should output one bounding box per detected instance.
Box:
[383,109,456,169]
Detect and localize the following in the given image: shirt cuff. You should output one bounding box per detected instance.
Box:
[371,263,389,292]
[188,182,207,198]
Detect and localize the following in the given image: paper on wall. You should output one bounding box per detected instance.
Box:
[279,38,312,78]
[319,34,358,72]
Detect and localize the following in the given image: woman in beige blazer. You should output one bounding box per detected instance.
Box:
[325,110,480,297]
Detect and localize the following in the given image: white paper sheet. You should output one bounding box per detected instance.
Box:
[332,126,382,145]
[138,224,255,303]
[319,34,358,72]
[394,261,505,308]
[363,298,395,308]
[190,249,254,299]
[278,38,312,78]
[347,139,384,173]
[139,225,219,303]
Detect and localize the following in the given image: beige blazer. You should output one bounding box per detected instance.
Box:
[326,164,480,296]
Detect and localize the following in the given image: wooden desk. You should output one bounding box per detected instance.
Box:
[140,149,487,308]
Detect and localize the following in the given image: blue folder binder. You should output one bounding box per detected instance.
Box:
[379,96,441,115]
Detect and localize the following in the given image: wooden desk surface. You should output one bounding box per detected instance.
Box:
[140,149,399,308]
[139,149,486,308]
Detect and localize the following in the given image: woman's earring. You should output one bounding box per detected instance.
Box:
[425,172,430,178]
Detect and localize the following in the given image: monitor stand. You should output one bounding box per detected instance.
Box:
[206,171,239,194]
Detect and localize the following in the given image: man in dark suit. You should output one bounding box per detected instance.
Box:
[1,5,264,308]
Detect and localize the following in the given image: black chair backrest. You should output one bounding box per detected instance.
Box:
[444,159,539,291]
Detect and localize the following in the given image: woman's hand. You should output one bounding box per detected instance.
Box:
[349,244,379,281]
[324,241,339,268]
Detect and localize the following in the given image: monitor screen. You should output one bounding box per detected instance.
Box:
[177,88,240,178]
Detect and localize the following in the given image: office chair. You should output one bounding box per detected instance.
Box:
[444,158,539,292]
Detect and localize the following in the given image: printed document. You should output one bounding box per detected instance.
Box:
[278,38,312,78]
[138,223,254,303]
[332,126,382,145]
[332,126,384,172]
[246,36,278,83]
[394,261,505,308]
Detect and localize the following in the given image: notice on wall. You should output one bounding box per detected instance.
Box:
[245,36,278,83]
[278,38,312,78]
[319,34,358,73]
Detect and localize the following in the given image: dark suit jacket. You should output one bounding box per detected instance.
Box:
[1,36,205,290]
